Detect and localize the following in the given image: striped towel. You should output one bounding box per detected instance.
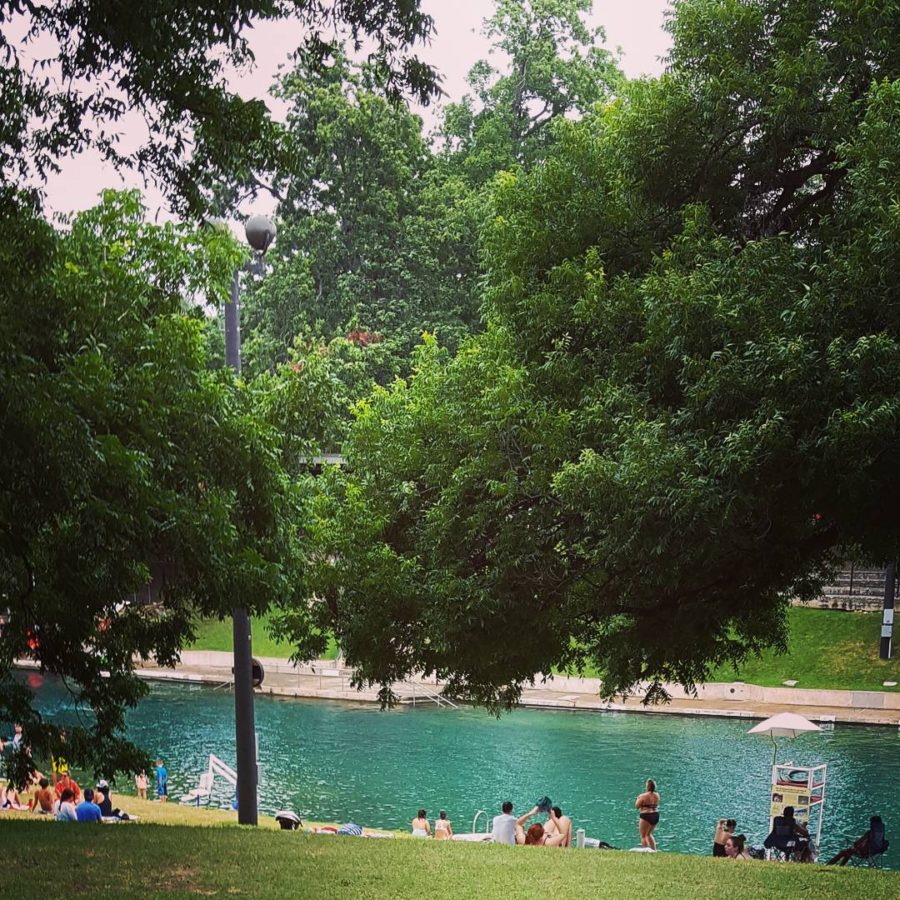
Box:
[337,822,363,836]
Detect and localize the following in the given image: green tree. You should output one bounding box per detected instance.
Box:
[249,333,397,466]
[0,191,317,783]
[242,0,624,382]
[294,0,900,708]
[240,54,479,377]
[436,0,622,186]
[1,0,439,214]
[0,0,437,781]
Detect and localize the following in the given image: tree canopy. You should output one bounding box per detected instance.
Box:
[436,0,622,185]
[239,53,481,377]
[291,0,900,708]
[0,191,320,783]
[1,0,439,213]
[0,0,438,782]
[240,0,623,380]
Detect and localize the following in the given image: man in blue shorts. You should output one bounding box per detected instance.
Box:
[155,757,168,802]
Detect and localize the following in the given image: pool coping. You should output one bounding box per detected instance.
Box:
[15,654,900,726]
[140,653,900,727]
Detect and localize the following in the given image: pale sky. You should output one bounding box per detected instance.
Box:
[43,1,673,218]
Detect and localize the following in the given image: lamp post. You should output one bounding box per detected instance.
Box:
[225,213,276,826]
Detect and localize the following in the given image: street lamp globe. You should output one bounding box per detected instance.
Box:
[245,215,276,253]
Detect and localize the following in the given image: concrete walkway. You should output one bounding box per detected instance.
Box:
[132,651,900,727]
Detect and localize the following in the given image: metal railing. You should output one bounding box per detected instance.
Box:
[396,680,459,709]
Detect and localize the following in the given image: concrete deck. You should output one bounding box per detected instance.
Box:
[128,651,900,727]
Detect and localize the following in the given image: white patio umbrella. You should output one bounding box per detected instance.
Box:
[748,712,822,764]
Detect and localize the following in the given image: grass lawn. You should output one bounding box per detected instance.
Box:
[188,612,338,660]
[563,608,898,692]
[1,817,897,900]
[709,607,900,691]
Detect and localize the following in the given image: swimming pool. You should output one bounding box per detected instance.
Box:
[32,678,900,866]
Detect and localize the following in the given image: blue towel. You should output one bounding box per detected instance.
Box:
[337,822,363,836]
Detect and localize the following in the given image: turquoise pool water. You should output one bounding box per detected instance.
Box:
[33,678,900,866]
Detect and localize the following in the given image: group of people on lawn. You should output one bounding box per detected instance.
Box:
[412,779,657,849]
[411,800,574,846]
[2,769,118,822]
[490,779,658,849]
[490,799,574,846]
[416,781,885,865]
[2,723,171,823]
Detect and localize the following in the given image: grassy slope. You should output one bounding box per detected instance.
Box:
[565,609,898,691]
[191,608,899,691]
[709,608,900,691]
[188,612,338,660]
[1,818,897,900]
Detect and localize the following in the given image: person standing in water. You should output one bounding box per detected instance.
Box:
[635,779,660,850]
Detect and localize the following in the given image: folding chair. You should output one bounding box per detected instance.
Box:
[763,817,798,861]
[862,818,889,868]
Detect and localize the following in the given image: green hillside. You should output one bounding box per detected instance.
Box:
[711,608,899,691]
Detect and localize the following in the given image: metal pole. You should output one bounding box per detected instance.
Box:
[225,265,258,825]
[881,561,895,660]
[225,269,242,376]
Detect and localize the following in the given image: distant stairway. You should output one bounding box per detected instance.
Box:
[802,564,893,611]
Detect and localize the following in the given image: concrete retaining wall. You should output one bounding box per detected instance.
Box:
[540,673,900,711]
[134,653,900,712]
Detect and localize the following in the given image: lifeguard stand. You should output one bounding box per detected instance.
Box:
[769,762,827,847]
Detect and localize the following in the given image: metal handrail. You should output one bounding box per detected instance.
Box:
[397,680,459,709]
[471,809,488,834]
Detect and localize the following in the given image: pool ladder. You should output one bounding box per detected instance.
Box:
[397,680,459,709]
[471,809,490,834]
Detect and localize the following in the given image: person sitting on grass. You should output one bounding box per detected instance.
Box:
[95,780,126,818]
[724,834,752,860]
[434,810,453,840]
[491,801,518,845]
[826,816,889,866]
[516,807,569,847]
[2,781,28,810]
[713,818,737,857]
[544,806,573,847]
[411,809,431,837]
[56,788,77,822]
[55,772,80,804]
[522,823,568,847]
[33,776,54,814]
[75,788,102,823]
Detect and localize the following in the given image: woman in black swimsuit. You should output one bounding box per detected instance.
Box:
[635,779,660,850]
